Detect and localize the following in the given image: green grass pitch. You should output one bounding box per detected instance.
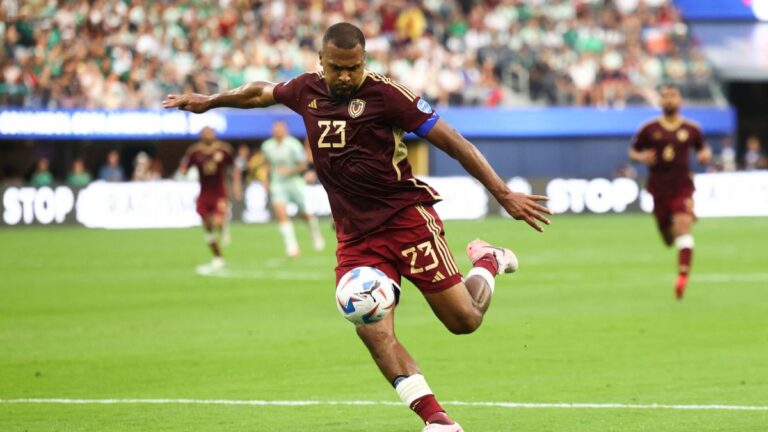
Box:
[1,215,767,431]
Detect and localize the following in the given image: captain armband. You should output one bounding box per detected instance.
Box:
[413,112,440,138]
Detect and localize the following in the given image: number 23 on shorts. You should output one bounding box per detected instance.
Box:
[401,241,439,274]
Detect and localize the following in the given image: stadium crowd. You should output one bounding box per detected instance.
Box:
[1,0,714,109]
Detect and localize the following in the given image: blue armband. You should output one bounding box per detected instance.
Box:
[414,112,440,138]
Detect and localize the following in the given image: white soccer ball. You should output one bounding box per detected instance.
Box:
[335,267,399,325]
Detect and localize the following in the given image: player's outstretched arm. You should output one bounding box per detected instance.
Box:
[425,118,552,232]
[162,81,278,113]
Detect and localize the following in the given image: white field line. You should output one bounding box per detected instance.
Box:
[196,268,330,281]
[692,273,768,283]
[1,399,767,412]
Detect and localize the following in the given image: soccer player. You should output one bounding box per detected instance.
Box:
[179,126,242,270]
[164,23,551,432]
[261,120,325,257]
[629,84,711,299]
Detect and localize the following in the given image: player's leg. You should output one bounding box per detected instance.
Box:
[399,205,517,334]
[355,312,460,430]
[423,241,517,334]
[197,197,224,268]
[292,184,325,251]
[201,213,224,268]
[671,208,695,300]
[337,241,461,431]
[653,197,675,247]
[270,184,300,257]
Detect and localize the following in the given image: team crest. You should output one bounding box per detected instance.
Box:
[348,99,366,118]
[677,129,689,142]
[213,151,223,162]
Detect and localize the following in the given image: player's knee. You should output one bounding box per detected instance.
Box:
[445,313,482,335]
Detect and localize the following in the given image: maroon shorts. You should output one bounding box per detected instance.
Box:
[653,191,694,233]
[335,204,464,294]
[196,193,228,219]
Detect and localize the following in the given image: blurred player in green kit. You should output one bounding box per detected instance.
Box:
[261,120,325,257]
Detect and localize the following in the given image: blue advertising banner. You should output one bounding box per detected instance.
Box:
[0,106,735,140]
[673,0,768,21]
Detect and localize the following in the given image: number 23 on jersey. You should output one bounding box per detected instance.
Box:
[317,120,347,149]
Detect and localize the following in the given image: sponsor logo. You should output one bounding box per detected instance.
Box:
[308,99,317,109]
[348,99,366,118]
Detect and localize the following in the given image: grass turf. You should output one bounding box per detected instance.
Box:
[1,215,767,431]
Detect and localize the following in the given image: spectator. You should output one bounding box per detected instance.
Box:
[98,150,125,182]
[132,151,154,181]
[744,136,768,171]
[234,143,251,184]
[29,157,53,186]
[0,0,717,108]
[66,158,92,187]
[718,138,737,173]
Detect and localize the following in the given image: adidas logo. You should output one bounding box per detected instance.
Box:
[431,271,445,283]
[308,99,317,109]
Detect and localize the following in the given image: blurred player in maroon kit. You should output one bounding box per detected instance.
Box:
[629,85,711,299]
[164,23,551,432]
[180,126,242,271]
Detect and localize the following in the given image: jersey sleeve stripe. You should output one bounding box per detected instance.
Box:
[368,72,416,101]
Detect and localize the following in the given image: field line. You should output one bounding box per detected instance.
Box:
[1,399,767,411]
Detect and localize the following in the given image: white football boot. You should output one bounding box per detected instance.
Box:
[210,256,225,270]
[422,422,464,432]
[466,238,519,274]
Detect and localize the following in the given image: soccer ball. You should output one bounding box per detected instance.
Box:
[335,267,398,325]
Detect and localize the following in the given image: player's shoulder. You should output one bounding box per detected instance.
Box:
[682,118,703,132]
[363,70,419,102]
[212,140,233,154]
[261,138,275,151]
[187,142,204,155]
[637,118,661,132]
[280,71,323,88]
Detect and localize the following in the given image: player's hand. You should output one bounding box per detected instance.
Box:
[499,191,552,232]
[162,93,211,114]
[643,149,657,166]
[697,148,712,165]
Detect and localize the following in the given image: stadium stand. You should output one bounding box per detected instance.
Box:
[1,0,718,109]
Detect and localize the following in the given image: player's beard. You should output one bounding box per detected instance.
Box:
[330,84,354,103]
[662,106,678,116]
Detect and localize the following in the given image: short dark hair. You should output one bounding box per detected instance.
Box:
[322,22,365,50]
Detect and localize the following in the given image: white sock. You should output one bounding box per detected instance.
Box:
[204,232,216,243]
[395,374,433,406]
[307,216,324,248]
[675,234,694,249]
[466,266,495,294]
[279,221,299,253]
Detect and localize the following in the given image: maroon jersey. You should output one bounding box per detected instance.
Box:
[184,140,234,197]
[631,117,705,197]
[274,71,441,241]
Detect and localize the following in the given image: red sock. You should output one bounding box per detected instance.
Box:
[410,394,445,424]
[678,248,692,275]
[473,253,499,275]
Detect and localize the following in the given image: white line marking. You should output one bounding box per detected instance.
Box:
[692,273,768,283]
[1,399,766,411]
[195,267,330,281]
